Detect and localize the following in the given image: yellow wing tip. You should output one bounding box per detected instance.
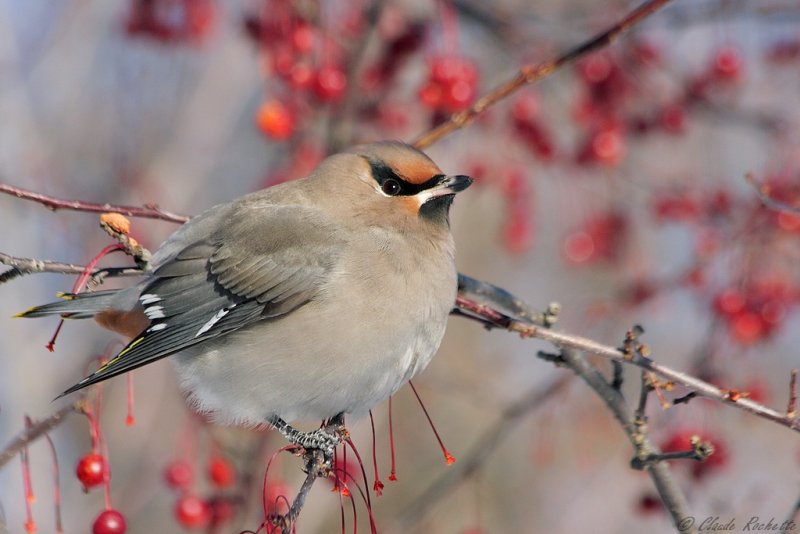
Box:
[55,292,74,300]
[97,336,145,372]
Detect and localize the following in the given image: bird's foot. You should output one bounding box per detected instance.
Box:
[268,415,343,464]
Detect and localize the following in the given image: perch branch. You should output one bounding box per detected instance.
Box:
[455,296,800,433]
[0,252,142,285]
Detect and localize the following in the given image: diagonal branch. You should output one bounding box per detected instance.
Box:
[411,0,674,149]
[0,183,189,223]
[455,296,800,433]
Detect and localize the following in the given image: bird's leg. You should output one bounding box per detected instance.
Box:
[267,414,343,461]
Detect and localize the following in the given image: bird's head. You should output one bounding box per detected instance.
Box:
[315,141,472,228]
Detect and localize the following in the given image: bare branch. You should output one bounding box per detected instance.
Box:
[411,0,674,149]
[0,252,142,286]
[0,402,81,470]
[0,183,189,223]
[557,348,695,533]
[455,296,800,433]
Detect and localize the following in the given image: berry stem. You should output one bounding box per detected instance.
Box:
[408,381,455,465]
[368,410,384,496]
[388,396,397,481]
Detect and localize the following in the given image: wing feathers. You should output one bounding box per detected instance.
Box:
[62,203,344,396]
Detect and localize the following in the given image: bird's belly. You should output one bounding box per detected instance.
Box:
[171,294,450,426]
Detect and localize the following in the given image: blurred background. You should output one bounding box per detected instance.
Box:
[1,0,799,532]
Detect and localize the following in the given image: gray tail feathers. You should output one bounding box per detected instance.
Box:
[15,290,121,319]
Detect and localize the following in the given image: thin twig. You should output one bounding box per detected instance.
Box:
[0,183,189,223]
[455,296,800,433]
[0,402,82,469]
[557,347,695,533]
[630,436,714,470]
[788,369,798,419]
[411,0,674,149]
[746,172,800,215]
[0,252,142,286]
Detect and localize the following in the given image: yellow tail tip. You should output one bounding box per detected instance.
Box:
[13,309,33,318]
[55,292,74,300]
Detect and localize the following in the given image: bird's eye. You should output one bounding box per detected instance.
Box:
[381,179,401,196]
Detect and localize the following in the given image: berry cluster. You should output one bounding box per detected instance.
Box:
[163,453,238,530]
[419,55,479,116]
[244,3,351,142]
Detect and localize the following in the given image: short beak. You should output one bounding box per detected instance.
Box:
[427,175,473,198]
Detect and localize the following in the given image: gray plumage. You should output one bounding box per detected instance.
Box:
[19,142,471,426]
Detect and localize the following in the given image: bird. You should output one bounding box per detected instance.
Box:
[16,141,472,454]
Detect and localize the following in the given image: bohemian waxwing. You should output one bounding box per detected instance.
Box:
[17,141,472,453]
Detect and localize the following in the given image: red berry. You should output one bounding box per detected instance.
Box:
[711,46,743,83]
[419,82,443,109]
[93,509,126,534]
[175,495,211,529]
[208,456,235,488]
[630,39,661,66]
[185,0,215,40]
[563,231,595,264]
[256,100,295,140]
[776,211,800,232]
[313,65,347,102]
[442,79,476,112]
[653,193,699,223]
[288,62,315,90]
[659,103,686,133]
[422,55,479,112]
[511,93,539,121]
[271,46,295,79]
[578,53,613,85]
[164,459,194,490]
[565,211,628,264]
[429,56,477,86]
[291,22,316,54]
[76,453,108,491]
[714,289,746,317]
[590,125,625,166]
[730,311,766,345]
